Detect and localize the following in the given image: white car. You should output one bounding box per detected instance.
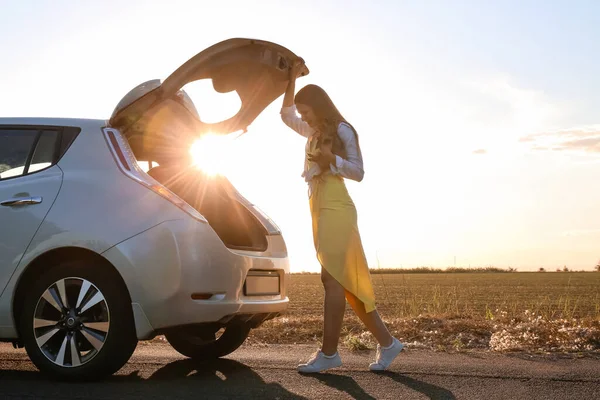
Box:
[0,38,307,380]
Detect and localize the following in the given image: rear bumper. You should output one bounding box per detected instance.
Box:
[102,219,290,339]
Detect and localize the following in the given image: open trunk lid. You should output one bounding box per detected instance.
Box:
[108,38,308,162]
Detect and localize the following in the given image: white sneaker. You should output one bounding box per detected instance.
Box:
[369,337,404,371]
[297,350,342,373]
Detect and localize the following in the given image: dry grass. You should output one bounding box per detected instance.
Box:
[249,272,600,353]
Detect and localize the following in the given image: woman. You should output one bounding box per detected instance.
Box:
[280,60,403,373]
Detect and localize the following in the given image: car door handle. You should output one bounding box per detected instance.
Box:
[0,196,43,207]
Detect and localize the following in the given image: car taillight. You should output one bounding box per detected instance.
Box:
[102,127,208,224]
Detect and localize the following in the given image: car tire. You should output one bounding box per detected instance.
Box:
[19,261,138,381]
[165,324,251,360]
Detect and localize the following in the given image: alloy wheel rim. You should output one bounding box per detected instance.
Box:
[33,277,110,368]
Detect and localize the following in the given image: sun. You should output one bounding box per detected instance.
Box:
[189,133,233,176]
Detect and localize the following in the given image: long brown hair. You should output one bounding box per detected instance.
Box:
[294,84,350,139]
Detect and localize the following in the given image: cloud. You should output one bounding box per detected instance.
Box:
[518,136,536,143]
[472,149,487,155]
[520,125,600,154]
[559,137,600,152]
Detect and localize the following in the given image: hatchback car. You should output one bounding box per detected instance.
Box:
[0,38,308,380]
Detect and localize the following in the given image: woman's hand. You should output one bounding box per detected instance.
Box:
[308,140,336,170]
[289,58,305,80]
[283,58,305,108]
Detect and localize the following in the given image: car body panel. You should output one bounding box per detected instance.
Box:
[102,219,289,339]
[0,166,63,296]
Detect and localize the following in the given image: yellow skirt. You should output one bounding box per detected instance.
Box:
[309,175,377,313]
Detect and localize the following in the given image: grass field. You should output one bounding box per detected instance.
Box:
[248,272,600,353]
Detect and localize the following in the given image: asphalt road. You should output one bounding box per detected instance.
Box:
[0,342,598,399]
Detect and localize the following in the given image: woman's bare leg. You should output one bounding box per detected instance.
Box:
[345,290,393,347]
[320,268,347,355]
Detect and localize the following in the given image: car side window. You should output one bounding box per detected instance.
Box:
[0,130,60,180]
[30,131,59,173]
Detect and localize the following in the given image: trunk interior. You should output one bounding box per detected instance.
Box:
[147,165,269,252]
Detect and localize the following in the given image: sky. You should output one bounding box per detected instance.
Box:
[1,0,599,271]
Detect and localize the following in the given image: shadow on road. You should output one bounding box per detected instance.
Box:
[311,371,456,400]
[381,371,456,400]
[0,358,308,399]
[311,374,378,400]
[0,356,454,399]
[143,358,309,399]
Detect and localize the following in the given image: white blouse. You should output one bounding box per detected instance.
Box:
[280,105,365,184]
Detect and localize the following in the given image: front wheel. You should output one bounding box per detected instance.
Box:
[165,324,251,360]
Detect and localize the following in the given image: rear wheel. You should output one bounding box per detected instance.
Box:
[165,324,251,360]
[20,261,138,381]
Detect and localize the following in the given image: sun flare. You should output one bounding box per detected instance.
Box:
[189,133,233,176]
